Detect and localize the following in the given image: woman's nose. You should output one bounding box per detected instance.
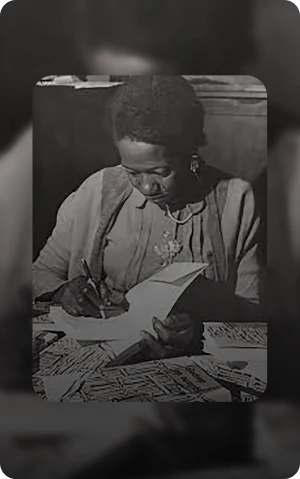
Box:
[139,175,158,195]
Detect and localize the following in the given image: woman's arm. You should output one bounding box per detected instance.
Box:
[33,192,76,300]
[234,182,265,310]
[172,181,265,323]
[139,181,266,358]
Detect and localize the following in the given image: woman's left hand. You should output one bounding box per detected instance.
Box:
[140,313,200,360]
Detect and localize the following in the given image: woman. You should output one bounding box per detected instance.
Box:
[33,76,263,359]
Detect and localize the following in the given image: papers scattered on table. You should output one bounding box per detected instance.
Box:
[43,375,80,402]
[193,356,267,396]
[203,322,267,361]
[39,356,231,402]
[33,313,59,332]
[48,263,208,350]
[32,331,61,357]
[199,322,267,398]
[37,76,121,89]
[35,343,111,378]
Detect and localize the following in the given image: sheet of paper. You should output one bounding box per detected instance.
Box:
[203,322,267,349]
[202,322,267,361]
[242,360,267,384]
[33,313,60,332]
[43,374,79,402]
[50,262,208,346]
[192,355,267,395]
[33,322,62,333]
[203,343,267,361]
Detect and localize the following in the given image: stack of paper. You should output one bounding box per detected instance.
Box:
[202,322,267,361]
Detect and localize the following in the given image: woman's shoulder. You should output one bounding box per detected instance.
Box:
[205,165,252,197]
[78,165,123,189]
[74,165,129,198]
[213,172,256,222]
[204,165,253,210]
[226,177,253,198]
[220,176,255,216]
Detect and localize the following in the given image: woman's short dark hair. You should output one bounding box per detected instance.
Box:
[110,76,205,155]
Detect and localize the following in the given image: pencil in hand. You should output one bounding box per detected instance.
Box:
[80,258,106,319]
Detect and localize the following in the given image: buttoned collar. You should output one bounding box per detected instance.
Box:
[128,186,207,215]
[128,187,147,209]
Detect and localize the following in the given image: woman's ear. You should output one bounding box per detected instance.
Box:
[191,131,207,166]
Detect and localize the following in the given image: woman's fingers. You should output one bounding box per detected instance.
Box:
[63,276,103,317]
[167,328,194,350]
[80,302,102,318]
[75,277,103,308]
[140,312,196,359]
[152,317,194,350]
[61,299,82,316]
[99,282,111,305]
[140,331,165,359]
[62,291,100,318]
[141,328,187,360]
[152,318,170,343]
[82,287,101,306]
[162,313,192,331]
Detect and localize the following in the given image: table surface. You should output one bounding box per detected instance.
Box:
[32,321,267,402]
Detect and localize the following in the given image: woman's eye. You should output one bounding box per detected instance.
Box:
[125,169,170,178]
[157,170,171,177]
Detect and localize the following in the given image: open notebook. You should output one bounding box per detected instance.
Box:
[42,262,208,354]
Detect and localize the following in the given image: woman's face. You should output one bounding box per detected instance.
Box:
[117,139,190,206]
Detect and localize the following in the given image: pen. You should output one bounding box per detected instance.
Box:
[80,258,106,319]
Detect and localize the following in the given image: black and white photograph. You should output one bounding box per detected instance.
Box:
[1,1,300,478]
[32,75,267,402]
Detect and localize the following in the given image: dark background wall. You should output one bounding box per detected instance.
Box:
[33,75,267,260]
[33,81,120,260]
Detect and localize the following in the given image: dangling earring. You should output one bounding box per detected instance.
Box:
[190,153,202,182]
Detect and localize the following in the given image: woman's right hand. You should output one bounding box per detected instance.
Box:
[53,275,104,317]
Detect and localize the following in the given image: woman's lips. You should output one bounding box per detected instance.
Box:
[144,194,167,202]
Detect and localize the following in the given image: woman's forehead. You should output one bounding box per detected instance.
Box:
[118,139,171,170]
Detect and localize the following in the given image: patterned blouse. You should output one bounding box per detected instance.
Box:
[103,187,215,296]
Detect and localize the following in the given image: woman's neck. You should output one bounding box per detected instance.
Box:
[167,172,202,212]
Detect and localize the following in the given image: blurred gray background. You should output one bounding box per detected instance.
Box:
[0,1,299,478]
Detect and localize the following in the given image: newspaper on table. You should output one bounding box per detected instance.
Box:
[33,328,266,402]
[37,356,231,403]
[193,355,267,396]
[33,338,113,378]
[202,322,267,361]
